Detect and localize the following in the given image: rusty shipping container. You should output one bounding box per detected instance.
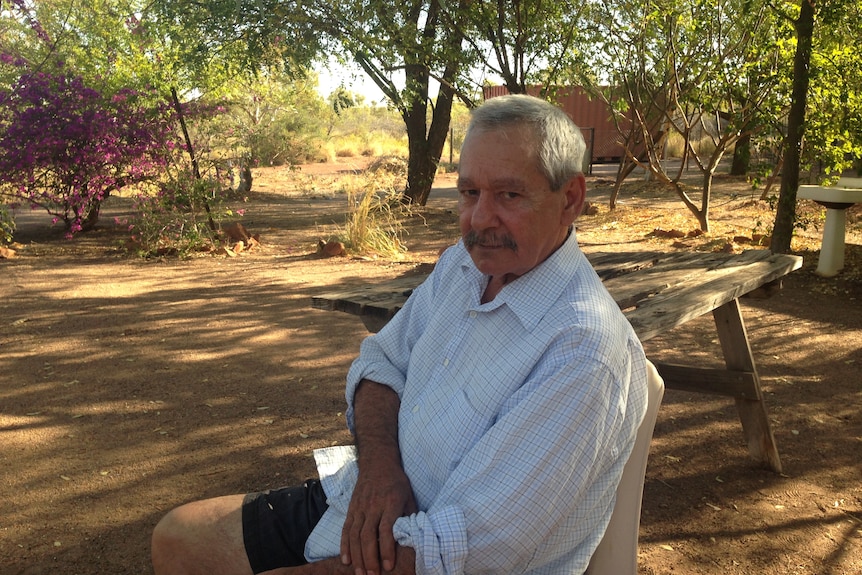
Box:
[482,85,633,165]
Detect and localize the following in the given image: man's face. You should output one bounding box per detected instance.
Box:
[457,125,585,282]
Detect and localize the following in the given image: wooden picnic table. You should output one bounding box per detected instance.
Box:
[312,249,803,473]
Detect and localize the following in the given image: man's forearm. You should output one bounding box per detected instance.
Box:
[352,379,402,464]
[341,379,417,575]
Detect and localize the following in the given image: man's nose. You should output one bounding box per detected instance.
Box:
[471,191,499,230]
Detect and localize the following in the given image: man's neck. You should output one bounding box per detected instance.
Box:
[481,274,517,303]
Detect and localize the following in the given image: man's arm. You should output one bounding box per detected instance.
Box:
[341,379,417,575]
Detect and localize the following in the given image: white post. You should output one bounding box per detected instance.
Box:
[816,207,848,277]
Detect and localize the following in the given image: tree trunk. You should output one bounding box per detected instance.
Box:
[403,92,455,205]
[610,158,640,209]
[770,1,815,254]
[404,116,439,206]
[700,171,713,233]
[731,132,751,176]
[79,200,102,233]
[415,82,456,205]
[401,2,462,206]
[170,87,216,232]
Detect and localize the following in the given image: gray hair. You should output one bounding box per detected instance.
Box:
[466,94,586,191]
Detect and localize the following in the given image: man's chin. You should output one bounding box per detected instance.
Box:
[468,251,510,274]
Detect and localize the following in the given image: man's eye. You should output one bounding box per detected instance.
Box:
[503,191,520,199]
[459,189,479,197]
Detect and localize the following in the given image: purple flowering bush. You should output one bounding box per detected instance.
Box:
[0,69,176,238]
[0,2,245,255]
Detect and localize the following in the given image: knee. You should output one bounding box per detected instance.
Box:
[151,506,191,574]
[150,496,246,575]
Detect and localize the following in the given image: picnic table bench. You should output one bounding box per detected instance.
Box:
[312,249,803,473]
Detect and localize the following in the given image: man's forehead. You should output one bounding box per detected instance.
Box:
[457,174,528,191]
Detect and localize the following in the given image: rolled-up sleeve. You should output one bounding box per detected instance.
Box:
[344,254,447,432]
[394,506,468,575]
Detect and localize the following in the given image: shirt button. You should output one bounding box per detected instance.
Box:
[412,405,420,413]
[443,358,450,367]
[469,311,477,318]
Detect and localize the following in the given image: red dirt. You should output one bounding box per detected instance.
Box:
[1,161,860,574]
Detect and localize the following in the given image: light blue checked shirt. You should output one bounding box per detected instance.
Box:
[305,231,648,575]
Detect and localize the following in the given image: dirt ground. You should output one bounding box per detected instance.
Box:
[1,160,860,575]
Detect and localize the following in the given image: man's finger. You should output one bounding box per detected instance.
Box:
[340,512,354,566]
[359,519,381,575]
[377,521,397,572]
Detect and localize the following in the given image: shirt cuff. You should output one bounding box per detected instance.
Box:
[393,507,468,575]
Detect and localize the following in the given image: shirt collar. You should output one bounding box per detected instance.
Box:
[459,228,584,331]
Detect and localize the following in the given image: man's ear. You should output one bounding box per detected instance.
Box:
[561,173,587,225]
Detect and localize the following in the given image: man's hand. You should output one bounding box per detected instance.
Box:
[341,459,417,575]
[266,547,416,575]
[341,380,417,575]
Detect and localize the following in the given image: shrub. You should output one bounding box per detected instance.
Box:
[120,169,240,258]
[335,173,410,259]
[0,68,175,237]
[0,204,14,244]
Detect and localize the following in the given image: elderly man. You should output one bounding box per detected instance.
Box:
[151,94,648,575]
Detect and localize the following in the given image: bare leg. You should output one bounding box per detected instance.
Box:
[152,494,252,575]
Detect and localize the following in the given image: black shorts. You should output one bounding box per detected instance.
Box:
[241,479,330,574]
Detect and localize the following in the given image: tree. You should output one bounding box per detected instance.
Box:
[797,1,862,180]
[0,69,176,235]
[451,0,592,95]
[769,1,815,253]
[583,0,787,231]
[0,1,182,234]
[313,0,471,205]
[769,0,862,253]
[151,0,476,205]
[146,0,322,90]
[196,68,330,168]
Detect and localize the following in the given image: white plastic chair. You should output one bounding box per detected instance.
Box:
[586,360,665,575]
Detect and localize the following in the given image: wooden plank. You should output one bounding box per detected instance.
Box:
[713,299,783,473]
[312,250,722,319]
[652,361,759,398]
[311,274,420,314]
[311,250,802,343]
[620,252,802,341]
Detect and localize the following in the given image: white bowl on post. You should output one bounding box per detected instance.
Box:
[798,177,862,277]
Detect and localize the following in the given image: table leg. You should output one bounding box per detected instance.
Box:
[712,299,783,473]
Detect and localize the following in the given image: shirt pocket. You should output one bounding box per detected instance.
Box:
[431,387,496,475]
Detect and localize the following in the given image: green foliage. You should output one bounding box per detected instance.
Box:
[801,5,862,181]
[1,0,167,104]
[308,0,469,204]
[147,0,321,91]
[0,204,14,244]
[458,0,593,93]
[193,69,330,167]
[582,0,788,230]
[120,170,238,258]
[328,86,356,115]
